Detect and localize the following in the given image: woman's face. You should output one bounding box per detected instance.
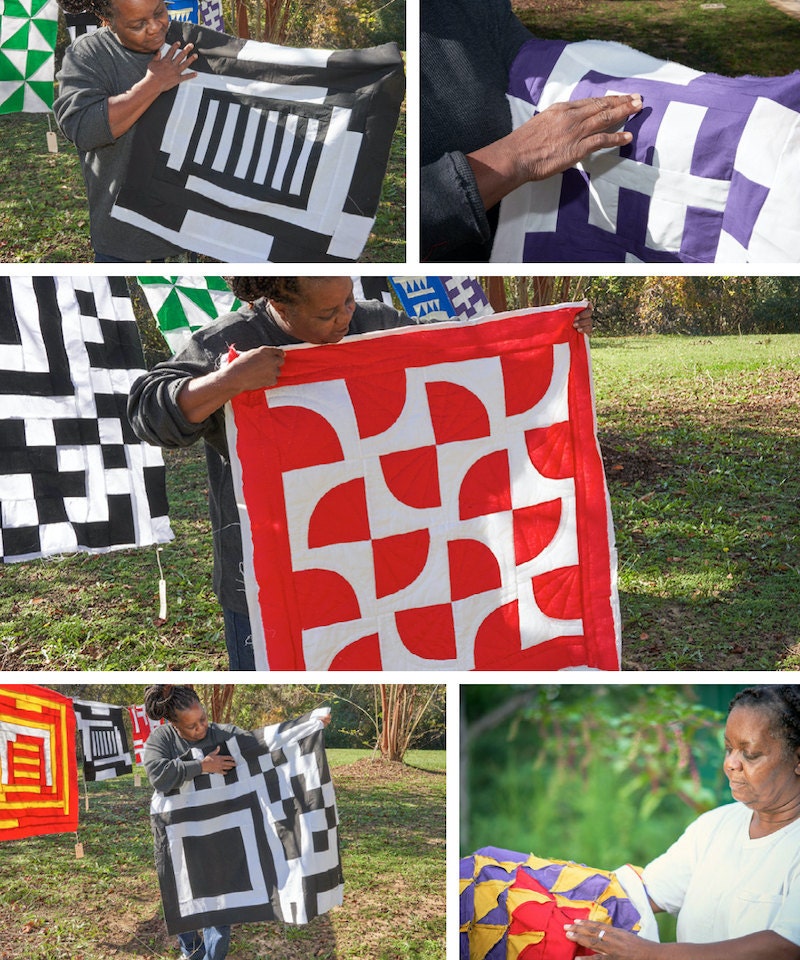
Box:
[723,705,800,813]
[107,0,169,53]
[271,277,357,345]
[171,703,209,742]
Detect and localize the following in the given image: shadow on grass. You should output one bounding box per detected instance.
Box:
[600,411,800,670]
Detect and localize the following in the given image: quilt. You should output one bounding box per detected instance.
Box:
[63,11,99,44]
[151,709,342,934]
[389,277,493,323]
[491,38,800,263]
[128,704,164,765]
[111,22,405,262]
[137,275,242,353]
[0,684,78,841]
[461,847,656,960]
[0,0,58,113]
[73,699,133,781]
[0,276,173,562]
[198,0,225,32]
[227,303,620,671]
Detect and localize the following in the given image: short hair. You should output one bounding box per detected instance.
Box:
[729,685,800,754]
[143,684,201,722]
[225,277,334,305]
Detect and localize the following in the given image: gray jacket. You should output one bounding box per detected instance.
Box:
[54,24,184,260]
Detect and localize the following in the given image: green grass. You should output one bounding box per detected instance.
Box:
[0,751,444,960]
[593,333,800,670]
[515,0,800,76]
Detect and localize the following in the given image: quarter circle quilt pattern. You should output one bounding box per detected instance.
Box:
[227,304,620,671]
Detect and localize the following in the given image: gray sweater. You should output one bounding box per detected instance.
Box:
[143,721,250,793]
[421,0,532,261]
[54,24,184,260]
[128,297,414,613]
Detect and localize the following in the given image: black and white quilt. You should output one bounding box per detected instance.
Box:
[73,699,133,781]
[151,709,343,934]
[111,22,405,262]
[0,276,173,562]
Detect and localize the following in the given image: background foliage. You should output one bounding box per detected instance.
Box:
[480,276,800,336]
[461,684,751,863]
[52,683,446,752]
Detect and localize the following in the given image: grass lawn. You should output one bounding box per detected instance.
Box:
[514,0,800,76]
[0,97,405,264]
[0,750,445,960]
[593,333,800,670]
[1,334,797,671]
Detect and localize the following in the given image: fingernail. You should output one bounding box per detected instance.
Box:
[631,94,643,107]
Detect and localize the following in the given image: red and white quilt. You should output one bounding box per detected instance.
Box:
[227,304,620,670]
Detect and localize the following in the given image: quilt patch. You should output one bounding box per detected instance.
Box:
[389,277,493,322]
[0,684,78,841]
[128,704,164,765]
[461,848,647,960]
[0,0,58,113]
[111,23,405,262]
[73,699,133,781]
[152,710,342,934]
[227,304,620,671]
[491,38,800,263]
[137,275,242,353]
[0,276,173,562]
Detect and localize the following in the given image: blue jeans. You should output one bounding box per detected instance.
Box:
[178,926,231,960]
[223,608,255,671]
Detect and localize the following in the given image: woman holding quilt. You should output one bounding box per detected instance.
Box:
[143,684,242,960]
[564,685,800,959]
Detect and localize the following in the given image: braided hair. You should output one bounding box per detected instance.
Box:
[226,277,334,306]
[729,685,800,755]
[58,0,116,21]
[144,684,201,723]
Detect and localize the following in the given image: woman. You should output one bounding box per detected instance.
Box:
[128,276,414,668]
[142,684,332,960]
[54,0,197,261]
[143,684,242,960]
[421,0,642,261]
[565,685,800,959]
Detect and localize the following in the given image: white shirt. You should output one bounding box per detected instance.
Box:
[642,802,800,946]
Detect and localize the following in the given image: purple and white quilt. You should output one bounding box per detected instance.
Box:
[491,38,800,263]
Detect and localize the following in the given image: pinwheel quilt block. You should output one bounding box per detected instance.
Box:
[0,0,58,112]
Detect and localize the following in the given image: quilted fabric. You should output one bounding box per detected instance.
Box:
[152,710,342,934]
[111,23,405,262]
[491,38,800,263]
[461,848,646,960]
[227,303,620,670]
[0,0,58,113]
[0,685,78,841]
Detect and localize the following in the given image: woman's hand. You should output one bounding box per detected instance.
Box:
[200,746,237,775]
[145,42,198,94]
[564,920,659,960]
[573,302,593,335]
[467,94,643,211]
[107,42,197,138]
[178,346,286,424]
